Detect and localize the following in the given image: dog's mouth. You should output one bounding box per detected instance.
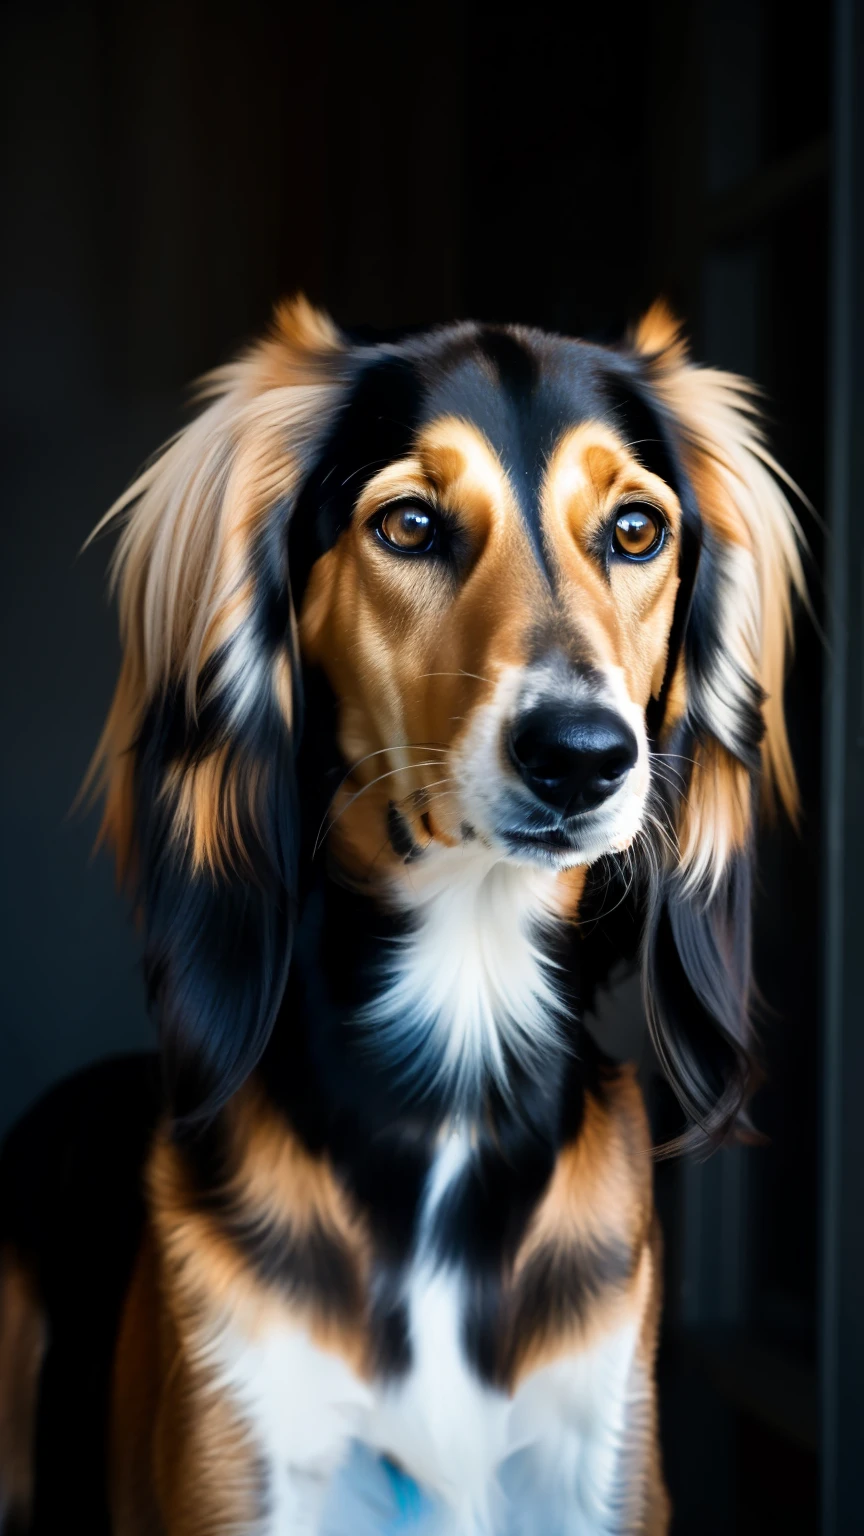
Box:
[498,824,578,854]
[484,779,646,868]
[493,816,633,868]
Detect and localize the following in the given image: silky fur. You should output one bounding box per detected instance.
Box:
[0,300,803,1535]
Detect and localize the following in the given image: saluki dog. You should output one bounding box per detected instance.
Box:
[0,300,803,1534]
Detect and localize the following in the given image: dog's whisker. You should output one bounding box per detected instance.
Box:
[402,777,455,801]
[416,670,493,686]
[313,762,450,859]
[650,760,687,791]
[651,750,700,770]
[329,742,447,798]
[315,746,448,850]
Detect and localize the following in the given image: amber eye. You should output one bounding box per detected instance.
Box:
[377,502,438,554]
[611,504,664,560]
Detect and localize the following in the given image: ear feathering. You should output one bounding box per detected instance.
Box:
[85,298,346,1124]
[628,303,807,1149]
[87,302,343,878]
[633,301,807,886]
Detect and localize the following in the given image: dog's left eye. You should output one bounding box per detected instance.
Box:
[376,502,438,554]
[611,504,665,560]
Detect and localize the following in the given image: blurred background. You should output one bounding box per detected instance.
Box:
[2,1,862,1531]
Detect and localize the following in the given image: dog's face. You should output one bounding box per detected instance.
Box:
[299,340,683,872]
[92,299,804,1139]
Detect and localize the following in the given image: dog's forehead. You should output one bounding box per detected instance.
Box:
[413,325,617,473]
[418,325,611,439]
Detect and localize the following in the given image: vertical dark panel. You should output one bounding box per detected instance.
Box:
[822,0,864,1527]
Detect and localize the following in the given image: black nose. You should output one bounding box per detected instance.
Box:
[508,704,638,815]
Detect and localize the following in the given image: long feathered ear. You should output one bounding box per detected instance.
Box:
[86,297,346,1127]
[629,302,807,1150]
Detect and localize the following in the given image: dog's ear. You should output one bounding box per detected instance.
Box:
[86,297,347,1126]
[629,303,807,1149]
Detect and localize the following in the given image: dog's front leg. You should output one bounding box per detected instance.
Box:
[149,1321,371,1536]
[501,1234,669,1536]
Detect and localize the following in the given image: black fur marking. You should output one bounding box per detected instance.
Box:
[368,1265,412,1377]
[180,1114,364,1323]
[387,801,424,862]
[503,1231,635,1378]
[288,352,425,602]
[216,1207,362,1318]
[136,681,298,1129]
[601,370,680,489]
[428,1039,621,1387]
[435,1120,561,1385]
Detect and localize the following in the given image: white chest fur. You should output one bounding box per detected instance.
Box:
[211,1133,641,1535]
[212,1313,640,1536]
[363,1131,511,1531]
[359,845,566,1106]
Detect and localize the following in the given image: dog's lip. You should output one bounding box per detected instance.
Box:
[498,825,578,852]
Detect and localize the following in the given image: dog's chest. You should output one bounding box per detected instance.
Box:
[213,1133,519,1526]
[362,1131,513,1519]
[209,855,645,1527]
[210,1129,643,1534]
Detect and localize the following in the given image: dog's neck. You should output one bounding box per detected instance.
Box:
[236,835,596,1318]
[261,837,587,1160]
[354,844,571,1112]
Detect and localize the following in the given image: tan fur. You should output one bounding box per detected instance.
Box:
[516,1070,652,1278]
[152,1306,262,1536]
[111,1231,165,1536]
[541,422,682,711]
[509,1068,653,1384]
[635,1219,672,1535]
[0,1246,47,1529]
[83,299,345,882]
[109,1107,373,1531]
[148,1105,370,1371]
[113,1214,284,1535]
[677,741,752,894]
[633,302,806,887]
[161,745,258,876]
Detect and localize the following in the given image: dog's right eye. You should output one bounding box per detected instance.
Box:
[376,502,439,554]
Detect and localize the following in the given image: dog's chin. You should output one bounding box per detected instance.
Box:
[482,799,644,871]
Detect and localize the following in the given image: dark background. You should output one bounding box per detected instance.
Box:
[3,2,862,1532]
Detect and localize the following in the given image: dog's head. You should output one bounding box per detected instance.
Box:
[90,298,804,1144]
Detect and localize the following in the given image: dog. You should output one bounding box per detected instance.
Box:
[0,299,803,1534]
